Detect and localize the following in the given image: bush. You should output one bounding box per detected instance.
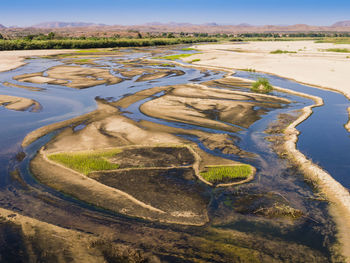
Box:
[325,48,350,53]
[270,49,296,54]
[251,78,273,94]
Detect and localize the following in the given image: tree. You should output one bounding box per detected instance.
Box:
[251,78,273,94]
[0,33,4,40]
[48,32,56,40]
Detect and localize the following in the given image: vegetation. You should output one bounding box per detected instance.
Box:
[315,37,350,44]
[324,48,350,53]
[270,49,297,54]
[251,78,273,94]
[200,165,252,183]
[255,203,303,219]
[190,59,201,63]
[74,59,94,63]
[48,149,122,175]
[75,49,114,53]
[2,31,350,51]
[240,68,256,72]
[181,47,197,51]
[154,53,197,60]
[0,38,217,51]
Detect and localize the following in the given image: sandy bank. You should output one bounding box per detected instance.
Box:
[191,41,350,130]
[282,91,350,260]
[221,75,350,260]
[0,50,74,73]
[0,94,41,111]
[192,41,350,98]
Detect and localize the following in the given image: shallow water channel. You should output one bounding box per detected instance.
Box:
[235,71,350,189]
[0,47,348,259]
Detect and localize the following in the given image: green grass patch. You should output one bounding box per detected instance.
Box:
[75,49,112,53]
[74,59,93,63]
[160,63,175,67]
[251,78,273,94]
[181,48,197,51]
[48,149,122,175]
[324,48,350,53]
[153,53,197,60]
[270,49,297,54]
[190,59,201,63]
[240,68,256,72]
[200,165,252,184]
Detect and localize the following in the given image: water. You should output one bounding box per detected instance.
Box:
[235,71,350,189]
[0,55,225,184]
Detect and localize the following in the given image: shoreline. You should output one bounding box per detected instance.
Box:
[0,49,75,73]
[228,75,350,260]
[282,91,350,260]
[190,41,350,133]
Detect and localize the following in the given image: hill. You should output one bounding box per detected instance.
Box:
[31,22,105,28]
[332,20,350,27]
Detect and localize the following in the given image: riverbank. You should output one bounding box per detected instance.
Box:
[0,94,40,111]
[282,91,350,260]
[0,50,74,72]
[190,40,350,131]
[155,49,350,259]
[191,41,350,98]
[179,49,350,260]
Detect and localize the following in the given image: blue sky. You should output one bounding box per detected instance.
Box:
[1,0,350,27]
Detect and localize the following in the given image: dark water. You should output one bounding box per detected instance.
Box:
[235,71,350,189]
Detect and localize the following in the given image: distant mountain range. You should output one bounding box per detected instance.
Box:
[332,20,350,27]
[0,20,349,30]
[31,22,106,28]
[1,20,350,35]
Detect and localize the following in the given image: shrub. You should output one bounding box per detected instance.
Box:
[270,49,297,54]
[190,59,201,63]
[251,78,273,94]
[325,48,350,53]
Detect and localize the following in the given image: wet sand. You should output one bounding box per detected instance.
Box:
[0,94,40,111]
[0,50,74,72]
